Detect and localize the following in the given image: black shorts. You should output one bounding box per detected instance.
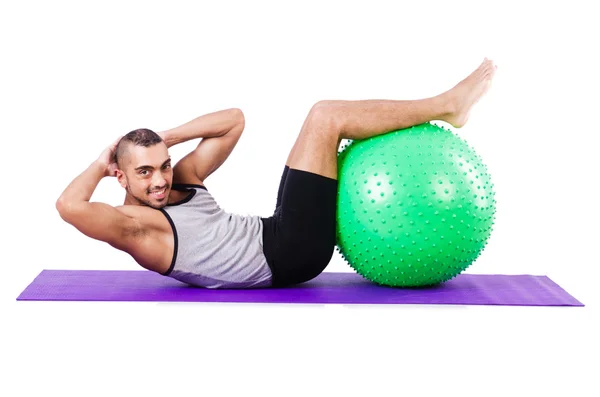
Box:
[261,166,338,287]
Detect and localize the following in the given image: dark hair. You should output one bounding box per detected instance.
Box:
[113,128,163,168]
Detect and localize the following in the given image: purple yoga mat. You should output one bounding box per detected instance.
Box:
[17,270,583,306]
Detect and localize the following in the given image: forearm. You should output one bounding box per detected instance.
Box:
[56,161,105,210]
[159,108,244,148]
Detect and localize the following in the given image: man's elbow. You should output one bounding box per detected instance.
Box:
[230,108,245,133]
[55,197,78,221]
[56,197,69,220]
[56,197,67,213]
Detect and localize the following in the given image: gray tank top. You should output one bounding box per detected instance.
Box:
[159,184,273,288]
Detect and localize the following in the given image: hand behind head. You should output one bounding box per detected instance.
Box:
[98,136,123,177]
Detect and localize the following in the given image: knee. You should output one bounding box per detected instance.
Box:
[313,100,340,109]
[307,101,344,132]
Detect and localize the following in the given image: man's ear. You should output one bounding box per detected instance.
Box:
[116,169,127,188]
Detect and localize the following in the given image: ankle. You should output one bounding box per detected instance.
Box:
[435,93,456,119]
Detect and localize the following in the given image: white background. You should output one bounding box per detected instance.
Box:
[1,0,598,396]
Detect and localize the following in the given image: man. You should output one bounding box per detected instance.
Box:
[56,58,497,289]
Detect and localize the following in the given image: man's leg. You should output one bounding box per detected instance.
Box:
[285,58,497,179]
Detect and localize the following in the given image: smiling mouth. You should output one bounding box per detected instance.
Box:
[149,187,167,198]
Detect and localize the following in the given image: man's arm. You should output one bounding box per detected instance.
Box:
[158,108,245,184]
[56,139,141,251]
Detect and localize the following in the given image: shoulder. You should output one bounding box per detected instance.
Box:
[167,184,208,205]
[171,183,208,191]
[113,205,169,236]
[112,204,175,273]
[114,204,156,219]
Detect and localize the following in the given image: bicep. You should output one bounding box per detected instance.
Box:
[173,131,242,184]
[57,202,142,250]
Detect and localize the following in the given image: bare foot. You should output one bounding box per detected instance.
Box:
[443,58,497,128]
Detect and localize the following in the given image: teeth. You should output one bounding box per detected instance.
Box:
[151,188,166,195]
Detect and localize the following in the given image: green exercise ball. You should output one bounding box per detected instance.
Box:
[335,122,496,287]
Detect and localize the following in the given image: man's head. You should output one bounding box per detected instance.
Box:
[114,128,172,209]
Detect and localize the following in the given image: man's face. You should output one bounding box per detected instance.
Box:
[117,143,173,209]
